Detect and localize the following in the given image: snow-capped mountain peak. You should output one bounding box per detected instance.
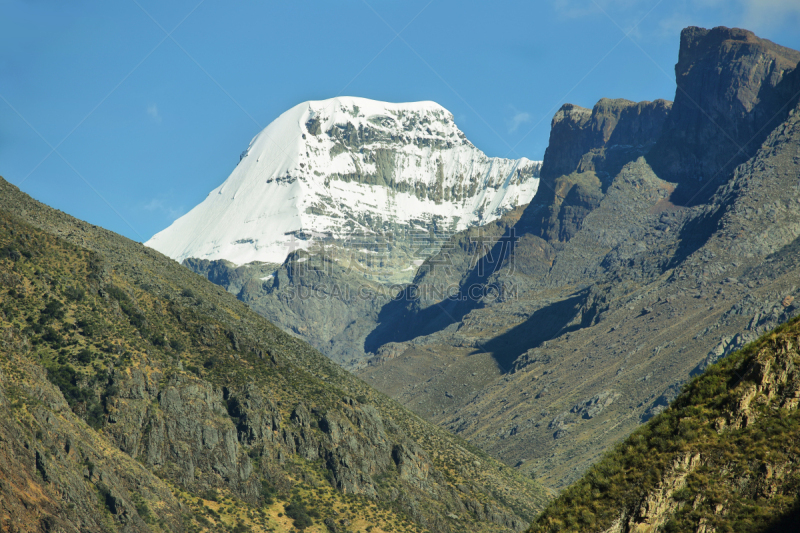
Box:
[146,97,540,272]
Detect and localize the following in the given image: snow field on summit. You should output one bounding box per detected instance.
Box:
[147,96,541,267]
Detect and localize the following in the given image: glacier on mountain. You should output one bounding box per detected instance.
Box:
[146,97,541,269]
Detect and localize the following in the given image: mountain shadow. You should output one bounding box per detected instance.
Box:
[664,199,727,269]
[763,502,800,533]
[365,225,520,353]
[478,290,589,373]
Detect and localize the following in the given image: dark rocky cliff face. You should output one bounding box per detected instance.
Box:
[537,104,593,183]
[523,25,800,240]
[648,26,800,205]
[357,26,800,494]
[522,98,671,242]
[539,98,673,183]
[183,258,278,297]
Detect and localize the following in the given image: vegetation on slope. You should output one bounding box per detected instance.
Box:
[526,317,800,533]
[0,176,549,533]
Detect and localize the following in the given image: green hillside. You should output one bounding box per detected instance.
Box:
[526,317,800,533]
[0,177,549,533]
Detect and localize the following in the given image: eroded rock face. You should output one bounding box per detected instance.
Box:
[98,361,540,530]
[522,98,672,242]
[649,26,800,204]
[602,453,703,533]
[726,338,800,430]
[538,99,672,184]
[0,335,184,533]
[105,369,256,492]
[527,319,800,533]
[537,104,593,183]
[356,26,800,496]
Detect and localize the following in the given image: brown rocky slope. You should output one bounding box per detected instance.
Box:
[0,179,549,533]
[526,315,800,532]
[356,25,800,491]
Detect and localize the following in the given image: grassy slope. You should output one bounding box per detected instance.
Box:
[0,176,549,532]
[526,316,800,533]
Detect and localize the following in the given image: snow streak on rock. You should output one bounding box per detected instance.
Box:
[146,97,540,267]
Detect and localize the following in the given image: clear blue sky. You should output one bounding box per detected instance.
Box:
[2,0,799,242]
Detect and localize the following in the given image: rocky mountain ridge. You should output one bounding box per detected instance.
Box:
[526,316,800,532]
[354,25,800,491]
[647,26,800,205]
[148,97,541,285]
[0,177,550,532]
[522,97,672,242]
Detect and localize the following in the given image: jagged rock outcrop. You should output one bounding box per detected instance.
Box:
[648,26,800,204]
[527,317,800,533]
[0,329,184,533]
[601,452,702,533]
[183,258,278,296]
[535,98,672,183]
[522,97,671,241]
[356,26,800,494]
